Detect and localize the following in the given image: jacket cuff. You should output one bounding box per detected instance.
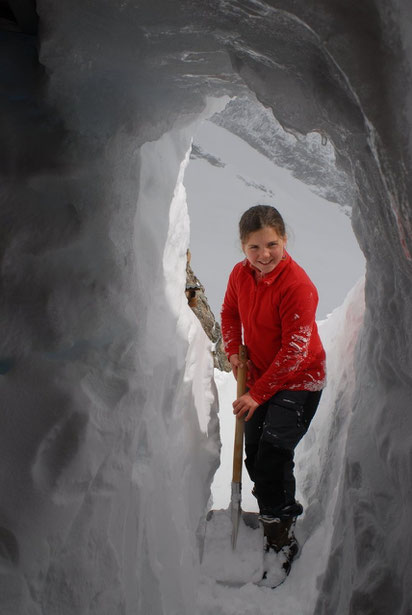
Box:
[225,345,240,360]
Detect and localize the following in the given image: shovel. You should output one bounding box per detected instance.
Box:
[199,344,262,583]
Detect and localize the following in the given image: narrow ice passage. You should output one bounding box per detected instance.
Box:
[183,113,365,610]
[3,3,412,614]
[181,111,366,611]
[141,117,359,612]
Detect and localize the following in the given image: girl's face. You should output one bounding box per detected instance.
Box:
[242,226,287,274]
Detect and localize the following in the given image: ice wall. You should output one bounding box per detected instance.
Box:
[2,1,412,614]
[132,126,222,614]
[1,10,222,614]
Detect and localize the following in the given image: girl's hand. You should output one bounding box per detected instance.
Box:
[233,393,259,422]
[229,353,243,380]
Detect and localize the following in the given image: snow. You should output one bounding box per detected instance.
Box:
[2,3,412,615]
[131,102,228,614]
[200,510,263,585]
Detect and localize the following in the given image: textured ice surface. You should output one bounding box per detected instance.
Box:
[211,95,355,208]
[2,2,412,614]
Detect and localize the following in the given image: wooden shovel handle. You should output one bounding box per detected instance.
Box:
[232,345,248,483]
[236,345,248,399]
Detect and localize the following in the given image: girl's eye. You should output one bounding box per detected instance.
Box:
[268,242,278,247]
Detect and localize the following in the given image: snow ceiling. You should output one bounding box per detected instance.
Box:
[2,1,412,614]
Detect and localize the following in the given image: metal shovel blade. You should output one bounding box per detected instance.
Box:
[200,345,259,562]
[230,483,261,549]
[231,481,242,549]
[200,507,261,584]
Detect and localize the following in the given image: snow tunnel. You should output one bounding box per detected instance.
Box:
[1,2,412,614]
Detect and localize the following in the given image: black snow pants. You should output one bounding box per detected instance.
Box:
[244,389,322,515]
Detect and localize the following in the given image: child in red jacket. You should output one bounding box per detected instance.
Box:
[221,205,326,558]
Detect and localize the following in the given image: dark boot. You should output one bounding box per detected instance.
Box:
[259,515,296,552]
[259,515,300,587]
[259,500,303,520]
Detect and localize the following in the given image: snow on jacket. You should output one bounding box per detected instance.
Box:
[221,252,326,405]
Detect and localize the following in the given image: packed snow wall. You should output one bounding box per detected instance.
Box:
[1,1,412,614]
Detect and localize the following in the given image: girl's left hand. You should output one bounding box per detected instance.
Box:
[233,393,259,422]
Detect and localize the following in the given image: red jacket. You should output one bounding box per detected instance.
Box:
[221,252,326,405]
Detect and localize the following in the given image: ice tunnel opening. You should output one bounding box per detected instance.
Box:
[147,90,369,610]
[152,78,410,609]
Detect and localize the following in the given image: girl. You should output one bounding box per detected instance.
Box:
[221,205,326,555]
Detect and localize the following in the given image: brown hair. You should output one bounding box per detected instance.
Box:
[239,205,286,243]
